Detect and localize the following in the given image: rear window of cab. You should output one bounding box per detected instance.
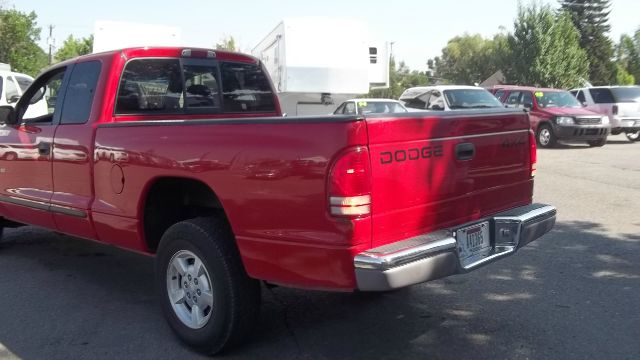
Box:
[115,58,276,115]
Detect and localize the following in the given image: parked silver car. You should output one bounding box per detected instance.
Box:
[569,86,640,141]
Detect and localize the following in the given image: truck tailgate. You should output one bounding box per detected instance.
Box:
[366,109,534,247]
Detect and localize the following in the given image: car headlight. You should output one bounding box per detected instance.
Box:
[601,116,609,124]
[556,116,574,125]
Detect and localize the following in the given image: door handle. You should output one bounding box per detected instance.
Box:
[455,143,475,161]
[38,142,51,156]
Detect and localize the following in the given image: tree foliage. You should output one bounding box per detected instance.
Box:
[215,36,237,51]
[507,4,589,88]
[0,7,47,76]
[615,30,640,84]
[561,0,615,85]
[427,32,511,85]
[55,34,93,62]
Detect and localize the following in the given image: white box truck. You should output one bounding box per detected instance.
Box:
[253,18,389,116]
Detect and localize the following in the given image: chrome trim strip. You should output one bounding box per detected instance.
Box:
[49,204,87,218]
[0,195,87,218]
[0,195,50,212]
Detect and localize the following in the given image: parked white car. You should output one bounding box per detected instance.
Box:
[569,86,640,141]
[0,66,48,119]
[333,98,408,115]
[399,85,504,111]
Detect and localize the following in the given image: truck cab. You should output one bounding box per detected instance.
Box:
[491,86,610,148]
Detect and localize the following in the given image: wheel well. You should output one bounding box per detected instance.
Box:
[143,177,226,253]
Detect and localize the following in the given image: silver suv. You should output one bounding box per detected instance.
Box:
[569,86,640,141]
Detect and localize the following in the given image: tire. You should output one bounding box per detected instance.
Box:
[625,131,640,142]
[4,152,17,161]
[537,124,557,148]
[155,217,261,355]
[587,138,607,147]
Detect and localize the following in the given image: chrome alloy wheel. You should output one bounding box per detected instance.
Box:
[539,128,551,146]
[166,250,214,329]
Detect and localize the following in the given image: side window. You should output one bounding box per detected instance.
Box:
[183,64,220,109]
[5,77,19,103]
[116,59,183,114]
[506,91,521,106]
[427,91,444,110]
[21,68,66,123]
[60,61,102,124]
[344,102,356,114]
[576,90,586,103]
[521,92,533,108]
[589,88,614,104]
[15,76,33,93]
[494,90,505,101]
[220,62,276,113]
[333,103,345,114]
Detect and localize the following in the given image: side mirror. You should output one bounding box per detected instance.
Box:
[581,101,588,107]
[0,106,17,125]
[8,95,21,104]
[523,103,533,110]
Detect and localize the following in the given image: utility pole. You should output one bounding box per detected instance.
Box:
[48,25,55,65]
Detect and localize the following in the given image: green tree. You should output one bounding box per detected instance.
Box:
[54,34,93,62]
[614,63,635,85]
[560,0,615,85]
[507,3,589,88]
[215,36,236,51]
[427,32,511,85]
[0,8,47,76]
[615,31,640,84]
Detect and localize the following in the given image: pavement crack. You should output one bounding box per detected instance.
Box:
[266,286,303,355]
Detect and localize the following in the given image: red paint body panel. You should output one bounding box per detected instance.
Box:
[0,48,537,291]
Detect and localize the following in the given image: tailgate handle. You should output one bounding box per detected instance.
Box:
[455,143,475,161]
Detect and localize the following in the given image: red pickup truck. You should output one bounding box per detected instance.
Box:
[0,47,556,354]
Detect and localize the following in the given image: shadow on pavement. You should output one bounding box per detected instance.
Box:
[0,221,638,360]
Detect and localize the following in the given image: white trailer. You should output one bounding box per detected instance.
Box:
[253,18,389,116]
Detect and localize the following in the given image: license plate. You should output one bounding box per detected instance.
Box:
[457,222,491,267]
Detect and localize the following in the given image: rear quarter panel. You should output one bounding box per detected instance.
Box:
[92,117,369,289]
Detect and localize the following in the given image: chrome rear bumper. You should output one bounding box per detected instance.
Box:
[354,203,556,291]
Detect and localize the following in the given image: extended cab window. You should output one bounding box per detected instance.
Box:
[576,90,586,103]
[61,61,101,124]
[220,62,275,112]
[116,59,183,114]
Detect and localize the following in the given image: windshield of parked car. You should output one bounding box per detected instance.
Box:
[535,91,582,108]
[610,87,640,103]
[356,101,407,114]
[443,89,503,109]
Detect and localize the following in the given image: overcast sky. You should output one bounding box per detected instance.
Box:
[9,0,640,71]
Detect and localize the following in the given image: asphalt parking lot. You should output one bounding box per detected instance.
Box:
[1,134,639,360]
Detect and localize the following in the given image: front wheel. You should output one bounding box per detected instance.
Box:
[156,217,261,355]
[625,131,640,142]
[587,138,607,147]
[537,124,557,148]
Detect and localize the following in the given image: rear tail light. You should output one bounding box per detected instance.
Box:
[529,130,537,177]
[328,147,371,217]
[612,105,619,115]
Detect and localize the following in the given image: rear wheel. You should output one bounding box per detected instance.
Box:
[587,138,607,147]
[537,124,557,148]
[625,131,640,142]
[156,217,261,355]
